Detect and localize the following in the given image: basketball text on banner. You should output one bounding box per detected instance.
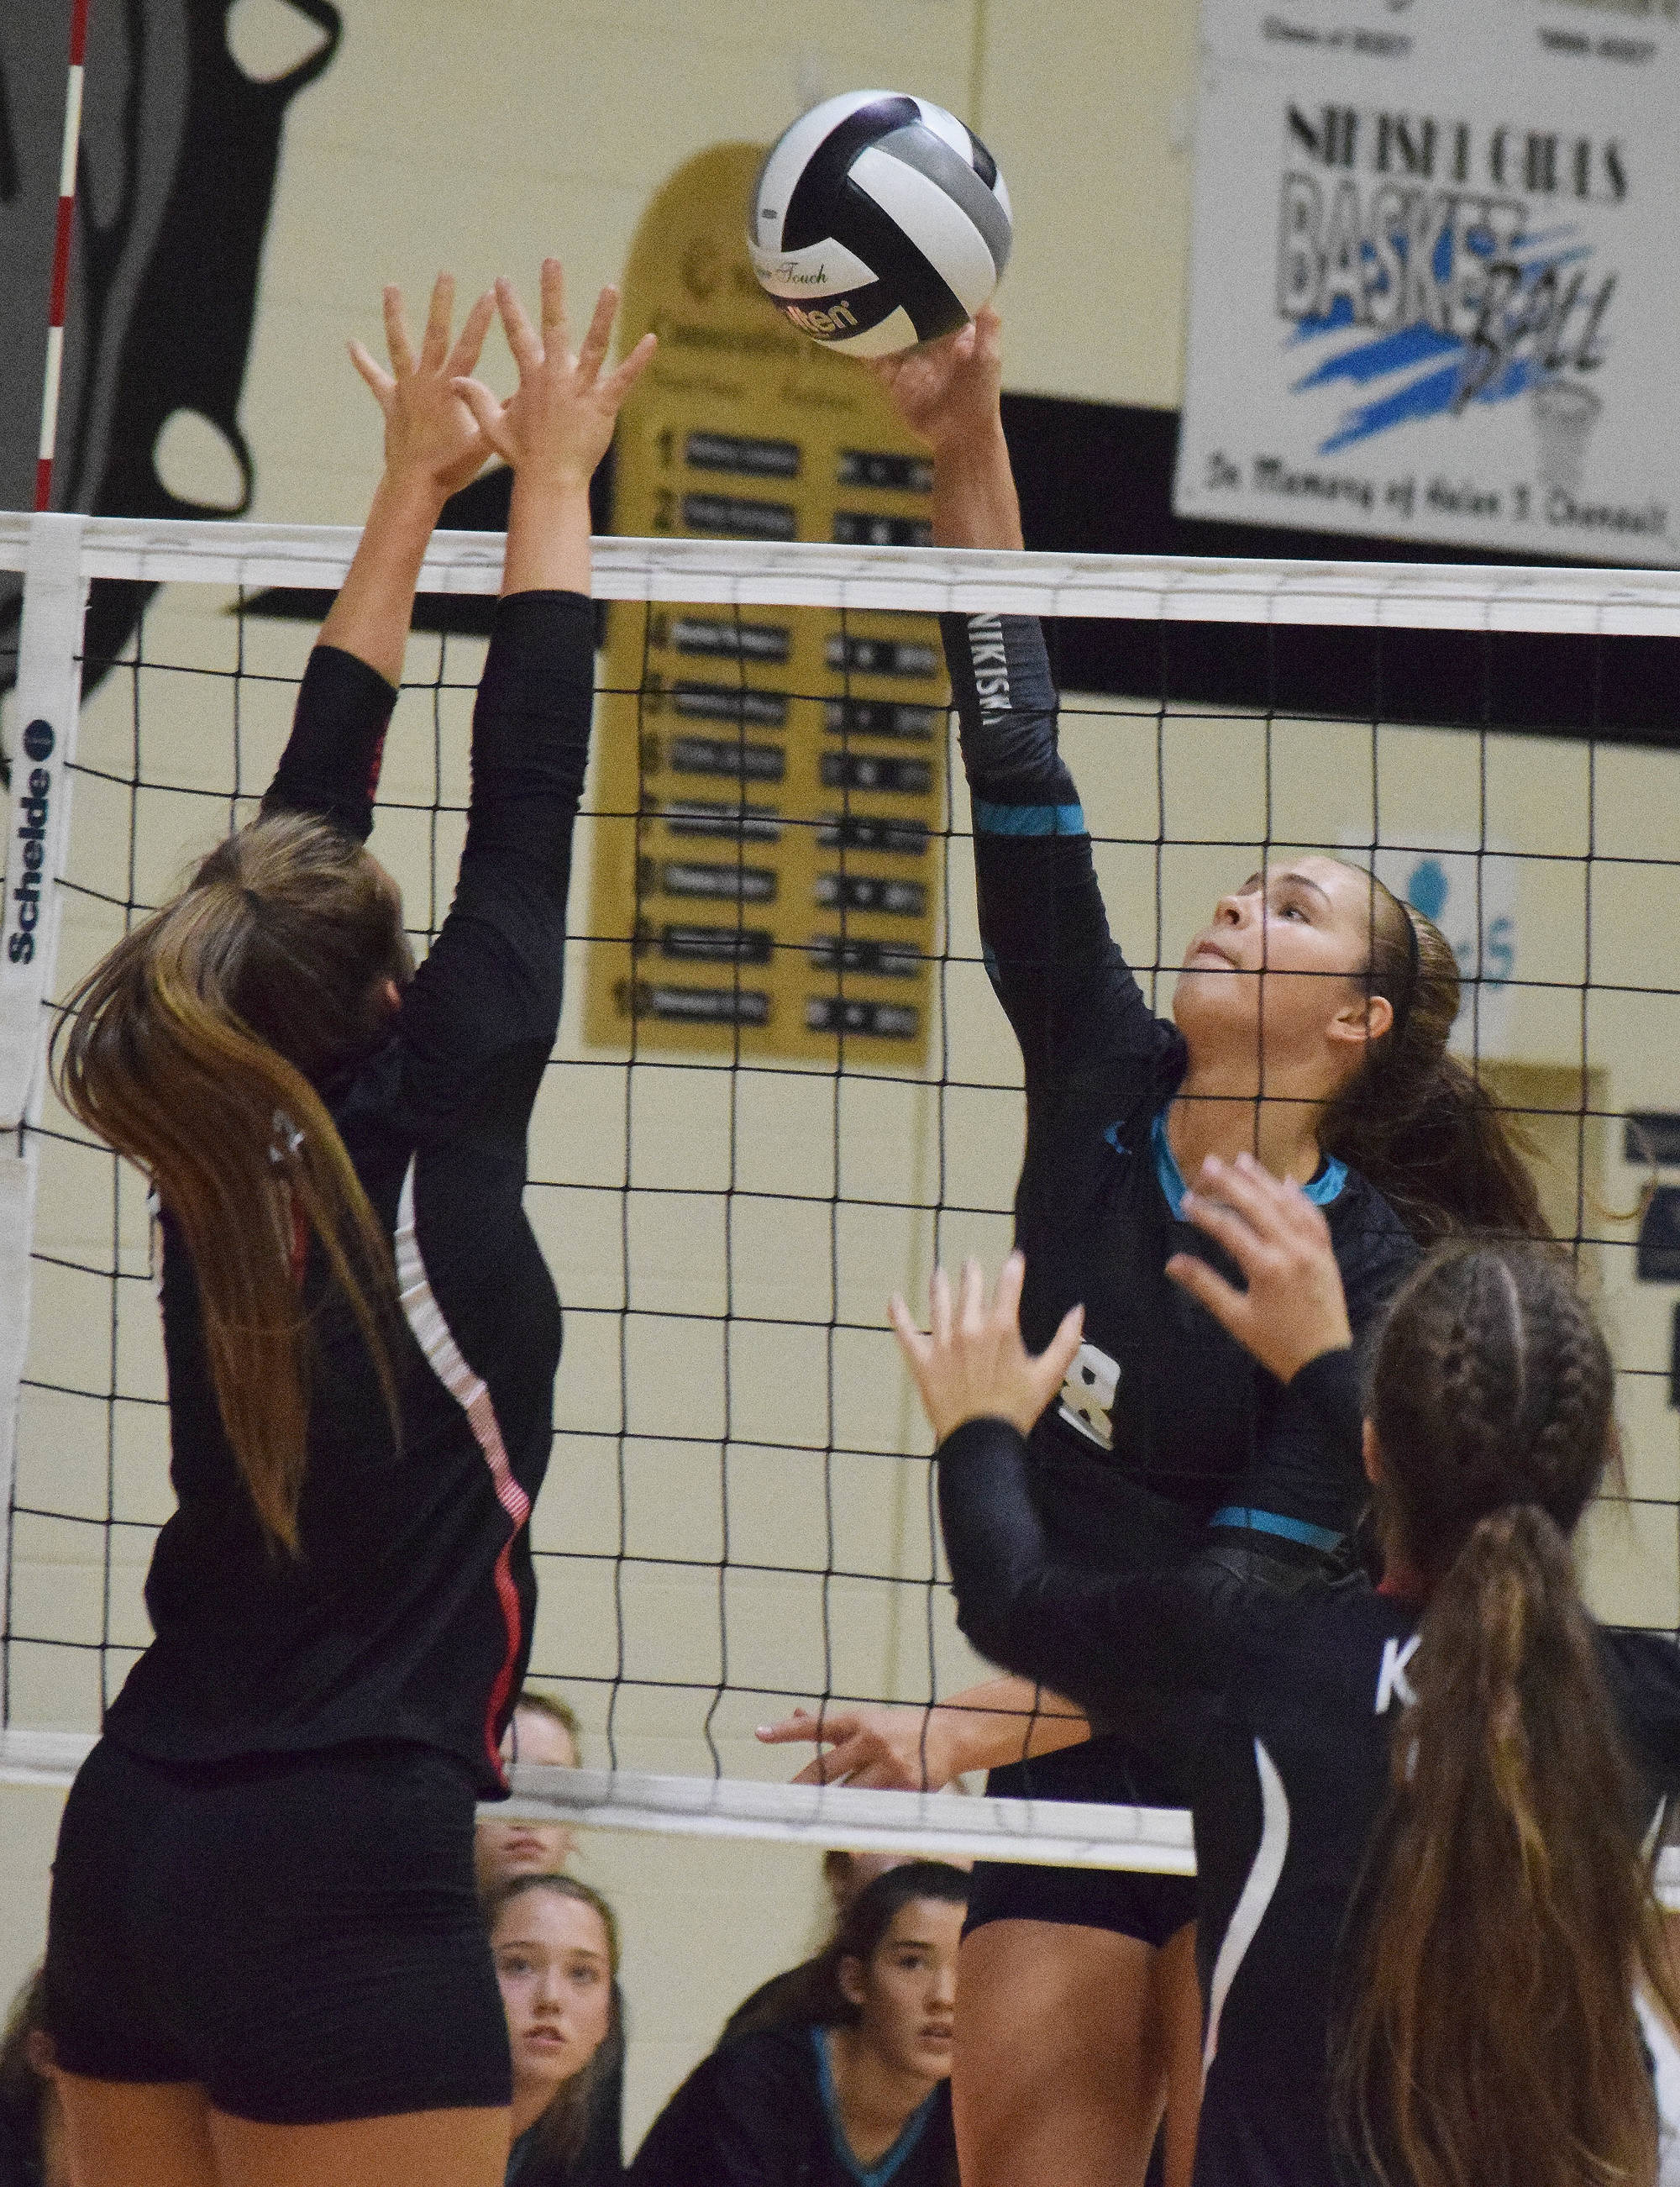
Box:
[585,143,948,1066]
[1174,0,1679,562]
[0,513,87,1128]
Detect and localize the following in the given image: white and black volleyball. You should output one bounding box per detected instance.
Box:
[748,92,1011,357]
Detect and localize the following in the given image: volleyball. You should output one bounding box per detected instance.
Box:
[748,91,1012,357]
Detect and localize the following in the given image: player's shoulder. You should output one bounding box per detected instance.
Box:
[1323,1167,1420,1298]
[1241,1573,1420,1710]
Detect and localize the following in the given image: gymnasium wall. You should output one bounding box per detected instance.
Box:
[3,0,1677,2148]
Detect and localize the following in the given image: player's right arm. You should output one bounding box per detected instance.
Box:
[395,265,654,1108]
[756,1674,1089,1791]
[869,310,1165,1094]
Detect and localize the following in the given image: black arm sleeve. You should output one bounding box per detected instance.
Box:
[941,613,1170,1094]
[1600,1629,1680,1797]
[262,644,397,841]
[1288,1345,1363,1452]
[395,590,594,1118]
[937,1414,1252,1715]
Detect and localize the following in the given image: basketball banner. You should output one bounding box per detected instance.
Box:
[1174,0,1680,563]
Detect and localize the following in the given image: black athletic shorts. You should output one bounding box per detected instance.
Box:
[964,1533,1346,1951]
[45,1736,511,2123]
[965,1734,1199,1950]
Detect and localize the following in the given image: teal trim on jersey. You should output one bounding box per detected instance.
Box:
[811,2027,937,2187]
[1210,1506,1345,1554]
[1150,1111,1347,1222]
[973,798,1086,836]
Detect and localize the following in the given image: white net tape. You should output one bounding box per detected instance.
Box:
[8,511,1680,629]
[3,510,1677,1885]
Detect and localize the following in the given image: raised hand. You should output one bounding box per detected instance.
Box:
[452,260,656,491]
[1166,1151,1353,1383]
[756,1702,958,1790]
[868,303,1004,455]
[890,1251,1084,1445]
[349,273,496,500]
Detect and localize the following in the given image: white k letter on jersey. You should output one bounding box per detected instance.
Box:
[1374,1635,1420,1715]
[1058,1341,1121,1449]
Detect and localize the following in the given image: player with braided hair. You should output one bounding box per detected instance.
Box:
[892,1170,1680,2187]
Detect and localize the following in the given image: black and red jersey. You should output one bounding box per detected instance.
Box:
[102,591,591,1798]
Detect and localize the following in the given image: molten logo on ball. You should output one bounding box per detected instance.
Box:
[749,91,1011,359]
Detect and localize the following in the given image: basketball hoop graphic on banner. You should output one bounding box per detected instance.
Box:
[1176,0,1680,562]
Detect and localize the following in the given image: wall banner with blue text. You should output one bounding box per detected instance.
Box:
[1174,0,1679,562]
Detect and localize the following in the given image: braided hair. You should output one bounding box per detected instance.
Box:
[1336,1242,1677,2187]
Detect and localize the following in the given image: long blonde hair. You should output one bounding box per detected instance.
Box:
[1336,1242,1680,2187]
[53,812,407,1552]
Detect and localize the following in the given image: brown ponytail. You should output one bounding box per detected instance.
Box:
[1319,871,1549,1244]
[52,812,407,1553]
[1336,1243,1680,2187]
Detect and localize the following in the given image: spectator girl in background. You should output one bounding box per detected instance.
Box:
[630,1863,967,2187]
[489,1879,623,2187]
[478,1690,588,1895]
[769,302,1548,2187]
[894,1197,1680,2187]
[40,264,654,2187]
[719,1851,921,2047]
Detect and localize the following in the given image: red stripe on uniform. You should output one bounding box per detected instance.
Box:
[394,1157,533,1791]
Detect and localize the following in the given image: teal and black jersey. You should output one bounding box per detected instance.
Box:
[937,1384,1680,2187]
[942,611,1417,1556]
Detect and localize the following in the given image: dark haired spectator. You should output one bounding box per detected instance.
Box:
[721,1851,920,2045]
[477,1688,586,1894]
[488,1874,623,2187]
[0,1970,68,2187]
[629,1862,967,2187]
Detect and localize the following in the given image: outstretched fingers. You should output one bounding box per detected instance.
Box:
[451,377,514,463]
[929,1264,953,1349]
[444,289,496,383]
[958,1257,986,1336]
[539,255,569,350]
[574,286,617,390]
[1039,1301,1087,1398]
[496,274,544,376]
[348,339,395,406]
[601,330,659,411]
[888,1292,932,1375]
[382,284,417,378]
[419,271,455,372]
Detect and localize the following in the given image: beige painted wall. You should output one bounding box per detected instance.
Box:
[5,0,1679,2152]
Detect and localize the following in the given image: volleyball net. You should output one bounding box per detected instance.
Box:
[2,510,1678,1879]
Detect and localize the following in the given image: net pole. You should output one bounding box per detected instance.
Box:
[34,0,91,514]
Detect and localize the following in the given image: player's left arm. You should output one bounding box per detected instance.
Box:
[263,276,495,839]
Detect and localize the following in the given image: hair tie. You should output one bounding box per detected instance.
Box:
[1389,904,1421,1055]
[269,1109,304,1168]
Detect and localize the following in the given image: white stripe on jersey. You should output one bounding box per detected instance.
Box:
[395,1158,529,1537]
[1203,1736,1292,2074]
